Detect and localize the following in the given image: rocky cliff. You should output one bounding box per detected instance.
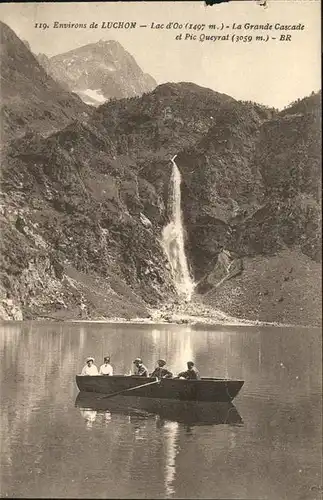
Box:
[183,93,321,325]
[0,22,90,141]
[0,22,321,325]
[37,40,157,106]
[0,122,176,320]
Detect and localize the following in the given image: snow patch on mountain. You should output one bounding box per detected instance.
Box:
[77,89,107,106]
[36,40,156,104]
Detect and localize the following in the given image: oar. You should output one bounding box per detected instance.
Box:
[96,378,160,400]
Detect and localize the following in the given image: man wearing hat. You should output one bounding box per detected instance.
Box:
[133,358,149,377]
[99,356,113,376]
[81,356,99,376]
[177,361,200,380]
[150,359,173,379]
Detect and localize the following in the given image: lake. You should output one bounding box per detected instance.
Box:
[0,322,321,499]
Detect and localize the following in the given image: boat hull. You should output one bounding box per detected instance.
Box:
[75,375,244,402]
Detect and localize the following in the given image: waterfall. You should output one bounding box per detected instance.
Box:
[162,155,195,301]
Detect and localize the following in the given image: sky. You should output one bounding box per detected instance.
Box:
[0,1,321,109]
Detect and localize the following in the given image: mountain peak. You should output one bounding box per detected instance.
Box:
[38,39,157,106]
[152,82,233,101]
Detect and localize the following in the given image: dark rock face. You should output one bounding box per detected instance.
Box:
[0,122,175,319]
[177,93,321,325]
[38,40,157,106]
[92,82,234,154]
[177,94,321,277]
[0,21,321,325]
[177,101,267,278]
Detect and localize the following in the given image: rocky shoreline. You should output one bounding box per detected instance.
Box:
[1,295,320,329]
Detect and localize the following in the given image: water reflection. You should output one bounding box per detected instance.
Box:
[162,420,178,497]
[79,409,97,429]
[75,393,243,427]
[75,394,242,498]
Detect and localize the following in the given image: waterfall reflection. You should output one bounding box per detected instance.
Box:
[162,420,179,498]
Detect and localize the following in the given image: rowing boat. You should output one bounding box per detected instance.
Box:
[75,375,244,402]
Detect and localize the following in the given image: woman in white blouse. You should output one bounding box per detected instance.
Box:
[81,356,99,375]
[99,356,114,376]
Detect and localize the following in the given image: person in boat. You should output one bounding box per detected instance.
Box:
[150,359,173,379]
[133,358,149,377]
[81,356,99,376]
[99,356,113,376]
[177,361,200,380]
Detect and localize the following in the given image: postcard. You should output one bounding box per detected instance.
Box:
[0,1,321,499]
